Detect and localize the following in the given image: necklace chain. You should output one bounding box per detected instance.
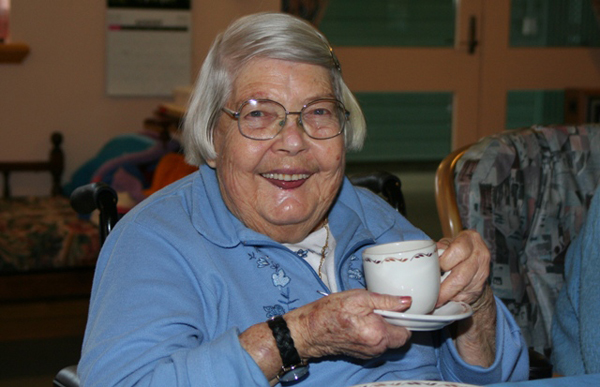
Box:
[318,223,330,280]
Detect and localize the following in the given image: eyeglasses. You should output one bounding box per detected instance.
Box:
[222,98,349,140]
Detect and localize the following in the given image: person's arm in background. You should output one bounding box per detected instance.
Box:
[552,185,600,375]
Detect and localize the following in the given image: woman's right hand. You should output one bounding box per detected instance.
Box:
[287,289,413,360]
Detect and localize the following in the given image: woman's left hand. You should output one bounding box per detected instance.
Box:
[436,230,497,367]
[436,229,492,309]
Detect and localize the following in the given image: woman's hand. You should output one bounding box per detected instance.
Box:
[288,289,413,360]
[436,230,497,366]
[240,289,412,381]
[436,230,492,309]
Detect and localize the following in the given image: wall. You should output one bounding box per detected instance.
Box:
[3,1,599,196]
[0,0,279,196]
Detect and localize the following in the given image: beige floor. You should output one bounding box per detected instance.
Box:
[0,164,442,387]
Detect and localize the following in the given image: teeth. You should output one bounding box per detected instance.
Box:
[261,173,310,181]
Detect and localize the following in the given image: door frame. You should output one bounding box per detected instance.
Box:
[335,0,600,150]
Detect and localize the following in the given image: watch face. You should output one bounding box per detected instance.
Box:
[279,365,309,383]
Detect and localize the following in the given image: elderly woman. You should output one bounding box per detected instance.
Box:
[78,12,528,387]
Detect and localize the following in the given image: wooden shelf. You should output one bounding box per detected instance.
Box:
[0,42,30,63]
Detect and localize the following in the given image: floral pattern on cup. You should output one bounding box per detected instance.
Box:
[363,251,434,264]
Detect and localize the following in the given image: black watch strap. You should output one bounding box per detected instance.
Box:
[267,315,309,382]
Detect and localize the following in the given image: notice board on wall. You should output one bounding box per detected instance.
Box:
[106,0,191,97]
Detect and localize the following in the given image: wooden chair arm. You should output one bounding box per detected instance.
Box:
[434,145,469,238]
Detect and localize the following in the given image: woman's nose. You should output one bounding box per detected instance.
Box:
[275,113,308,153]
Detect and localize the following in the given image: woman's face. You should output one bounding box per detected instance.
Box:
[207,58,346,243]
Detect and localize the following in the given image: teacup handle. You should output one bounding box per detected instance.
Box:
[438,248,451,282]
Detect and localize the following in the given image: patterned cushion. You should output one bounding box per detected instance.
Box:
[454,124,600,351]
[0,196,100,273]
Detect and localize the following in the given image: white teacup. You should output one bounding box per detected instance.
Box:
[362,240,446,315]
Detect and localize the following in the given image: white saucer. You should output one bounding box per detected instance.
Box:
[374,301,473,331]
[351,380,480,387]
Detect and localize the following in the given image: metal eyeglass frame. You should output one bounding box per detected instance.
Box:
[221,98,350,140]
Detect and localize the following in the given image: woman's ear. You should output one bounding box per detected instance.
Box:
[206,158,217,168]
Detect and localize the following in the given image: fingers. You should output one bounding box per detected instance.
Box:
[436,230,491,307]
[437,231,479,271]
[437,266,480,307]
[338,292,413,358]
[338,314,412,359]
[369,292,412,313]
[364,293,413,354]
[385,324,413,350]
[288,290,412,360]
[436,238,452,252]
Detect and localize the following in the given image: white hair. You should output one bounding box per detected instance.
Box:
[183,12,367,165]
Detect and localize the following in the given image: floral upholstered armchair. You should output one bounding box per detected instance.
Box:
[450,124,600,354]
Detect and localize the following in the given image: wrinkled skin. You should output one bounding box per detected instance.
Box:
[437,231,497,365]
[288,290,413,360]
[207,58,345,243]
[437,230,492,308]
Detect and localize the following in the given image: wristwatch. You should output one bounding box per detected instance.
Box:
[267,315,309,383]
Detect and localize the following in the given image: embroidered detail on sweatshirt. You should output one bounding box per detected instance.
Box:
[347,255,365,288]
[295,249,309,259]
[249,251,300,317]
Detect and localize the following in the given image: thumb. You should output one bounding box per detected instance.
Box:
[370,293,412,313]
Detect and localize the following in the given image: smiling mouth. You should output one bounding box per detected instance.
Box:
[260,173,311,189]
[260,173,310,181]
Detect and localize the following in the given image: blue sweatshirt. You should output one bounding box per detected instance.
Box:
[78,165,529,386]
